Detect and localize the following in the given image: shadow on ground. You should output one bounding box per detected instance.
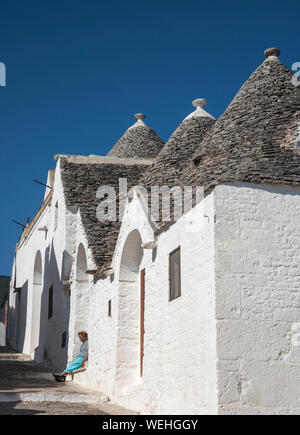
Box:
[0,402,47,415]
[0,346,135,415]
[0,401,111,415]
[0,346,70,393]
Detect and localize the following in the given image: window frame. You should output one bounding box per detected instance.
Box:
[61,331,67,348]
[168,246,181,302]
[48,285,53,319]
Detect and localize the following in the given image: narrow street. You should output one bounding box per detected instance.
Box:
[0,346,135,415]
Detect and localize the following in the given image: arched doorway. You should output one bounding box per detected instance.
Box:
[72,244,89,357]
[116,229,144,392]
[30,251,43,354]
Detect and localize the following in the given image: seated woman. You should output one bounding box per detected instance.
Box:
[53,330,88,382]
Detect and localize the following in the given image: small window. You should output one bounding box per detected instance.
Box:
[61,331,67,348]
[169,247,181,301]
[54,202,58,231]
[48,286,53,319]
[108,299,112,317]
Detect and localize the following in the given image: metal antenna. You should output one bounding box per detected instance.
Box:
[12,219,27,229]
[33,179,52,189]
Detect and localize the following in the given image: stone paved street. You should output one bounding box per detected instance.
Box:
[0,400,135,415]
[0,346,136,415]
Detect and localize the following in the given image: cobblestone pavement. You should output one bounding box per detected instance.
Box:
[0,346,136,415]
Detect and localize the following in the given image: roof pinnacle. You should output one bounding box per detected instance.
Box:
[134,113,146,120]
[192,98,208,108]
[264,47,281,58]
[184,98,215,121]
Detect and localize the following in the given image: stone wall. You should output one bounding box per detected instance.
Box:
[215,183,300,414]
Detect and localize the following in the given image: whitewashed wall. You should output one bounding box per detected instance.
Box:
[67,210,119,395]
[7,161,75,371]
[67,213,96,362]
[7,259,17,348]
[74,190,218,414]
[8,205,49,357]
[215,183,300,415]
[9,165,300,414]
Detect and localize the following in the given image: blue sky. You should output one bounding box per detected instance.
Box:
[0,0,299,275]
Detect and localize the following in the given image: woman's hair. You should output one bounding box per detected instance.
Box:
[78,330,88,338]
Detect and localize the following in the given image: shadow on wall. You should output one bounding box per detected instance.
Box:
[0,306,7,346]
[11,281,28,351]
[70,243,90,359]
[33,242,71,372]
[0,275,10,346]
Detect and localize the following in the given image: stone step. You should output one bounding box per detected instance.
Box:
[0,354,32,361]
[0,392,109,404]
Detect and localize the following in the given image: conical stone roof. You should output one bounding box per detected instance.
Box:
[182,48,300,193]
[281,111,300,152]
[107,114,164,159]
[140,99,216,189]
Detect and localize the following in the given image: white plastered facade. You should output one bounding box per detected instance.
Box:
[214,183,300,415]
[71,188,218,414]
[70,183,300,414]
[7,170,300,414]
[7,160,77,370]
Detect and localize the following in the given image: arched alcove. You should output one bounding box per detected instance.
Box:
[119,229,143,282]
[72,244,89,357]
[30,251,43,353]
[115,230,144,393]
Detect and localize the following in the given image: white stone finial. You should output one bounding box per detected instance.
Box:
[184,98,215,121]
[192,98,208,108]
[128,113,147,130]
[134,113,146,120]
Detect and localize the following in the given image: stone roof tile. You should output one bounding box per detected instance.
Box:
[140,100,216,189]
[182,50,300,194]
[60,157,152,272]
[107,114,164,159]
